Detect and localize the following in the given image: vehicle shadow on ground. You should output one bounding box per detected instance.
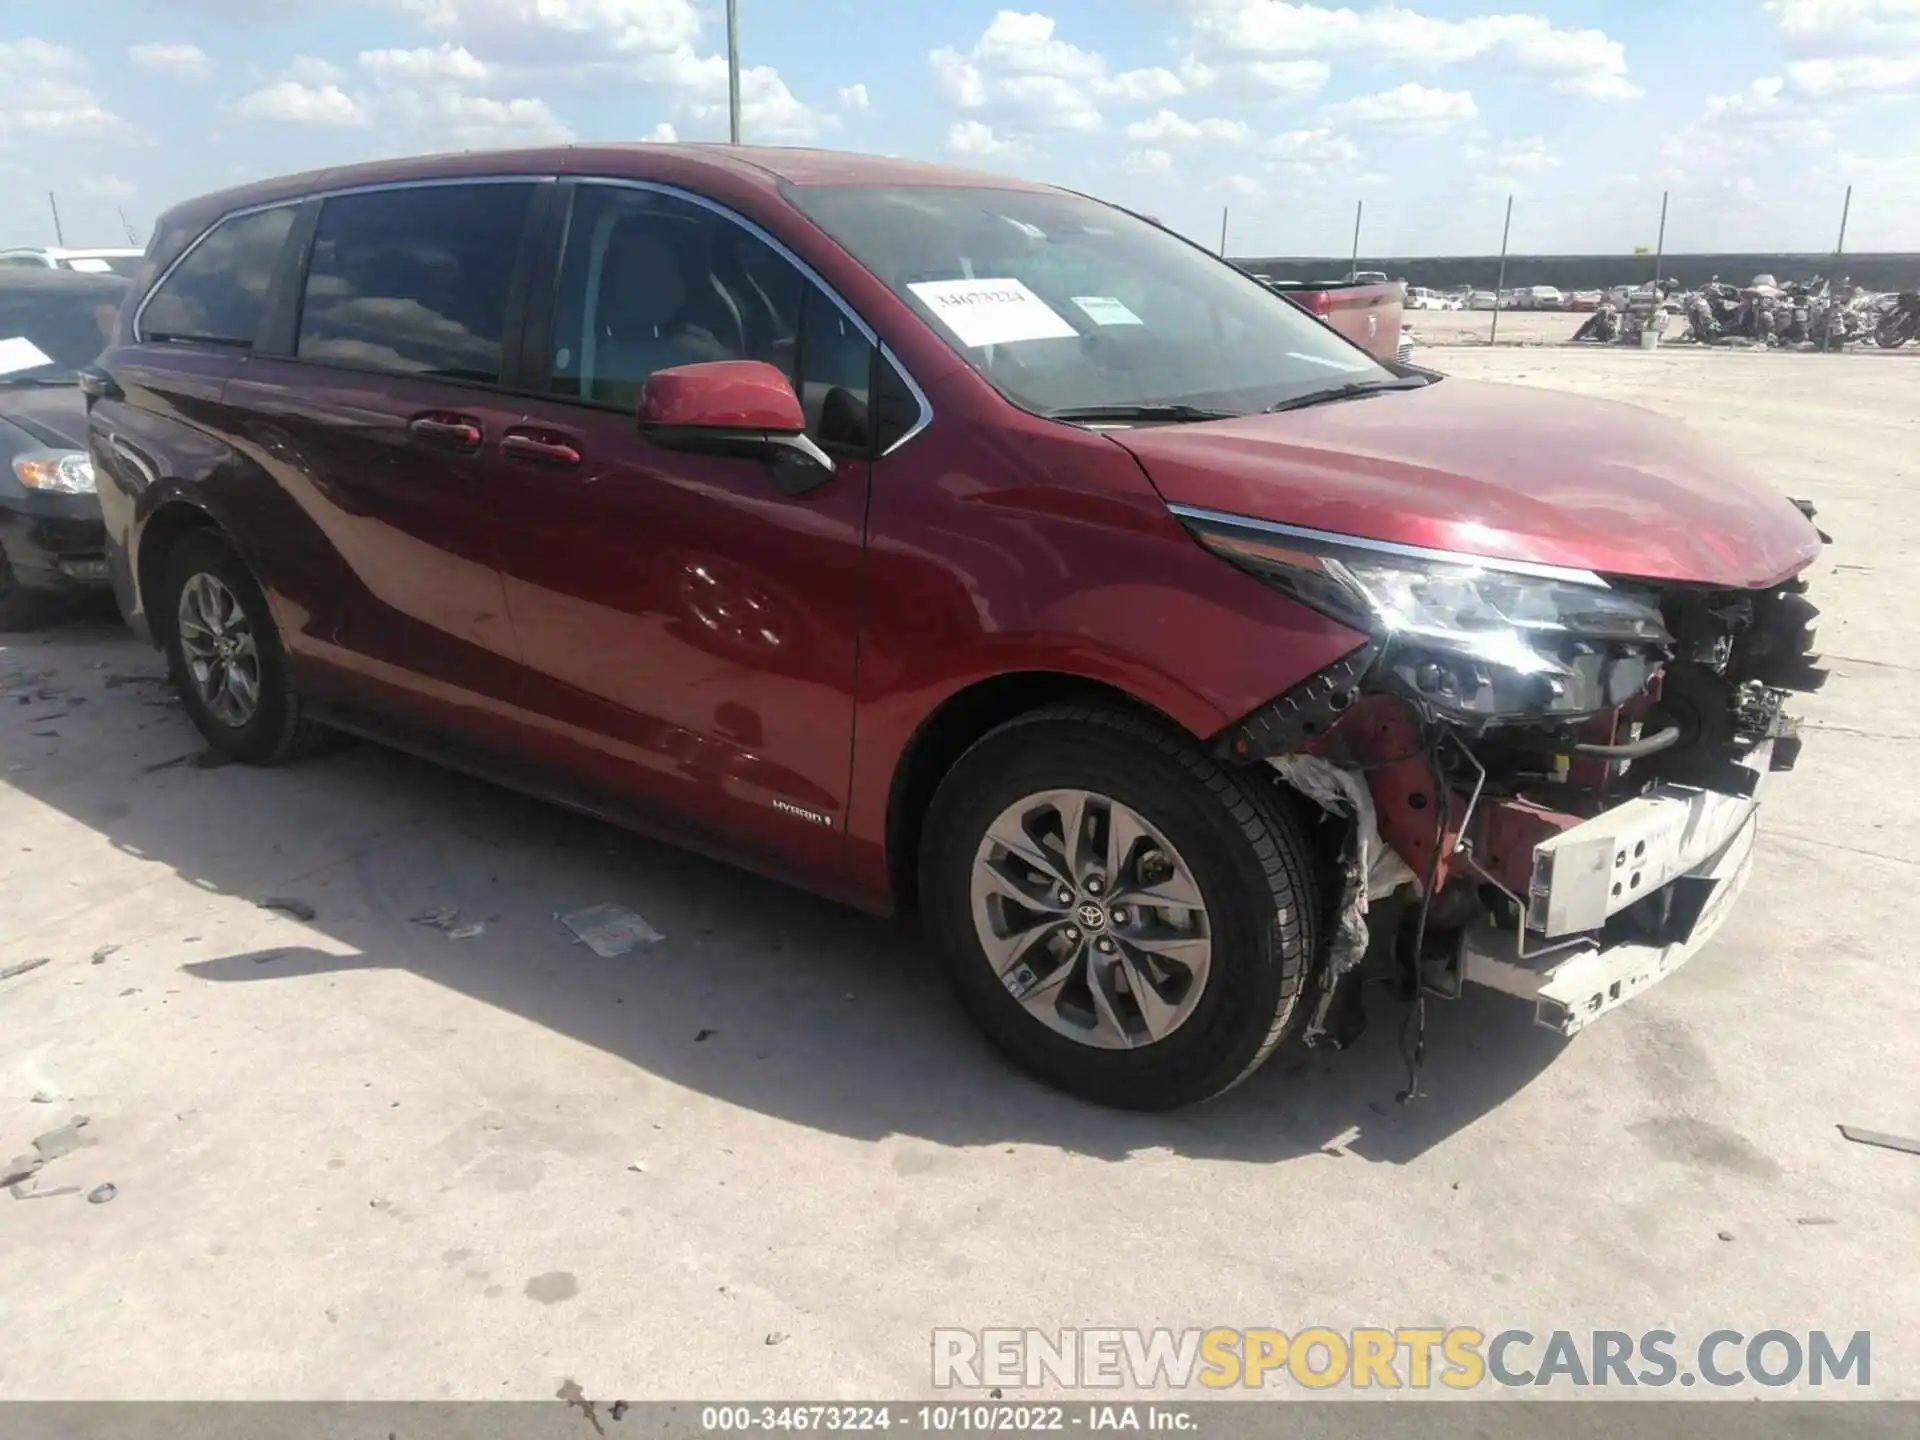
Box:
[4,626,1568,1167]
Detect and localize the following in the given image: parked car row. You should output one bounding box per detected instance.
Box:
[0,267,128,627]
[0,144,1835,1113]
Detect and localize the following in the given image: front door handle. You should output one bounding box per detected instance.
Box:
[408,413,484,451]
[501,429,583,467]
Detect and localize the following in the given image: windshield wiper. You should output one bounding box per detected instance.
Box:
[1044,403,1240,424]
[0,374,77,388]
[1266,377,1432,413]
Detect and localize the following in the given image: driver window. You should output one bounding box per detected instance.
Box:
[548,184,879,453]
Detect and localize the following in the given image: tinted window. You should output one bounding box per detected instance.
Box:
[141,205,297,346]
[789,184,1387,417]
[298,183,535,383]
[548,183,880,452]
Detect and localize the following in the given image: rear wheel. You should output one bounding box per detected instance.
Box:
[159,530,330,764]
[920,703,1319,1110]
[1875,314,1914,349]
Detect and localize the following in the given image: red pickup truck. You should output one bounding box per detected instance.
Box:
[1258,277,1408,364]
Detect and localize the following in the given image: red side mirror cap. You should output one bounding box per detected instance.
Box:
[638,360,804,434]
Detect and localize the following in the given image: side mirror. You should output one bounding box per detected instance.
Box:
[638,360,835,495]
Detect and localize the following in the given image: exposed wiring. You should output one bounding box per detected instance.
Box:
[1397,728,1449,1105]
[1564,723,1681,760]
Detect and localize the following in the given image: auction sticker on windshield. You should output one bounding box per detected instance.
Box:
[0,337,54,378]
[907,278,1078,347]
[1072,295,1144,326]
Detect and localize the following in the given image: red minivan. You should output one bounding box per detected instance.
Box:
[87,145,1827,1109]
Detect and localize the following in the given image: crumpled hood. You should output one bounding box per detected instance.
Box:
[1113,378,1823,589]
[0,385,88,452]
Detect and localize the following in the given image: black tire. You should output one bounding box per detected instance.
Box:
[1875,316,1913,349]
[920,703,1319,1110]
[0,551,56,631]
[158,529,331,764]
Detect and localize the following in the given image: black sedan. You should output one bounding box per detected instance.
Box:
[0,267,127,628]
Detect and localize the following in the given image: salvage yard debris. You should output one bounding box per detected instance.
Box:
[559,904,664,958]
[0,956,52,982]
[1838,1125,1920,1157]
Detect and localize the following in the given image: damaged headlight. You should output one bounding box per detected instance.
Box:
[1177,507,1671,720]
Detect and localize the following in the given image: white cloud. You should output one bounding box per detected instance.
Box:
[1320,82,1477,132]
[80,175,138,200]
[0,39,135,141]
[1179,1,1640,101]
[408,91,573,145]
[392,0,702,55]
[648,48,838,142]
[1466,135,1558,171]
[380,0,835,143]
[1099,67,1185,101]
[1767,0,1920,57]
[1222,173,1262,197]
[1266,126,1362,173]
[286,56,346,85]
[838,83,870,111]
[932,11,1194,144]
[128,42,211,80]
[1125,109,1252,144]
[1122,147,1174,174]
[1178,54,1331,99]
[1664,75,1835,174]
[1786,54,1920,95]
[644,121,678,141]
[235,81,372,127]
[947,118,1020,155]
[358,45,491,83]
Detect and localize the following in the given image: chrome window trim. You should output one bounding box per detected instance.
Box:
[136,171,935,458]
[1167,503,1611,588]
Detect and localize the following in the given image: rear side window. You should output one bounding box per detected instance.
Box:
[140,205,298,346]
[297,183,536,383]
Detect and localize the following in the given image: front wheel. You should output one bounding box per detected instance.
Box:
[920,704,1319,1110]
[1875,315,1914,349]
[159,529,331,764]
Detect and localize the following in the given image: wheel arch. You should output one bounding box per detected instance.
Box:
[135,499,224,642]
[883,670,1205,915]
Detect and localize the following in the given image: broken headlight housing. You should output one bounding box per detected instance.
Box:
[1179,508,1671,721]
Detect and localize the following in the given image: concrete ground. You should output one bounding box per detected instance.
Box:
[2,346,1917,1402]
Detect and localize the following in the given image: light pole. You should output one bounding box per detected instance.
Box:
[726,0,742,144]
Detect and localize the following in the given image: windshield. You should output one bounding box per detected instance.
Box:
[0,275,127,384]
[787,184,1388,417]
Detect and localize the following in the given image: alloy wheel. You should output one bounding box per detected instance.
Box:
[176,571,262,728]
[970,788,1213,1050]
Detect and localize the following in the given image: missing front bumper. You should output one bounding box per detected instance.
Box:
[1462,806,1758,1035]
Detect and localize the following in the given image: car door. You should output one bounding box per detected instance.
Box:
[483,179,907,886]
[220,180,545,741]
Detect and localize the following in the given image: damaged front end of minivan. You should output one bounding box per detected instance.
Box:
[1181,501,1831,1052]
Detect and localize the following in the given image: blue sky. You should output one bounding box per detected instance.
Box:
[3,0,1918,257]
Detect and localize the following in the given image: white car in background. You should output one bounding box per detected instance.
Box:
[1467,290,1499,310]
[0,246,144,277]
